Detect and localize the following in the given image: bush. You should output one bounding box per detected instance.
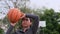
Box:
[0,28,4,34]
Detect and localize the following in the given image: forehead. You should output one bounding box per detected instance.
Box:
[22,18,30,21]
[22,17,29,20]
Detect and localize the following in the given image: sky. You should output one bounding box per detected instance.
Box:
[29,0,60,12]
[0,0,60,19]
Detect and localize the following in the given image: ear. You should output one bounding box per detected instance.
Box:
[30,22,32,25]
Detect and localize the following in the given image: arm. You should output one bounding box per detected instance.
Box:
[26,14,39,34]
[6,24,14,34]
[6,13,25,34]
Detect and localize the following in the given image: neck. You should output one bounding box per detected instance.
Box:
[23,27,30,32]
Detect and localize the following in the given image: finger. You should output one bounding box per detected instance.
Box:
[20,14,26,19]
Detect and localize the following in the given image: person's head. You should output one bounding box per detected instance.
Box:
[21,17,32,28]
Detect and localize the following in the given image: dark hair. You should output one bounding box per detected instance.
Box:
[29,18,33,22]
[22,18,33,22]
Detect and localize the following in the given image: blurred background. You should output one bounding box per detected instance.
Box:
[0,0,60,34]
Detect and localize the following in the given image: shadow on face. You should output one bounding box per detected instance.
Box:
[21,18,32,28]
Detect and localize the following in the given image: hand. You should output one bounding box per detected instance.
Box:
[10,23,17,26]
[20,14,26,19]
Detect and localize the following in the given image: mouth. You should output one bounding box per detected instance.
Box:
[22,25,28,28]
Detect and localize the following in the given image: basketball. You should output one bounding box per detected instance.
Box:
[7,8,24,23]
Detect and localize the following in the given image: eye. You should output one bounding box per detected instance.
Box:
[26,19,28,21]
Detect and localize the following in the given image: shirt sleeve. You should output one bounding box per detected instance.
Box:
[26,14,39,34]
[6,24,14,34]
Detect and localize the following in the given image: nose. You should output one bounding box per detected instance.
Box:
[23,21,27,23]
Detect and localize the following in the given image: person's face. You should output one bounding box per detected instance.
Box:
[22,18,32,28]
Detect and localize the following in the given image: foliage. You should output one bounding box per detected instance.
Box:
[36,9,60,34]
[0,0,60,34]
[0,28,4,34]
